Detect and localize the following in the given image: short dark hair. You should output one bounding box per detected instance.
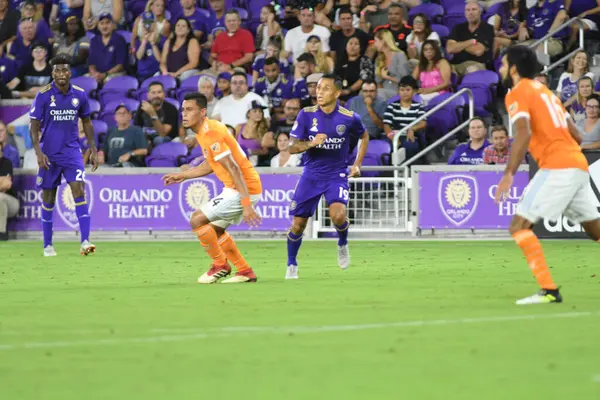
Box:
[587,93,600,104]
[389,3,405,12]
[148,81,164,92]
[399,75,418,90]
[504,45,542,80]
[362,79,377,88]
[183,92,207,109]
[490,125,508,136]
[50,53,72,67]
[225,9,240,19]
[231,71,247,83]
[114,104,130,114]
[320,73,343,90]
[338,6,352,18]
[469,116,486,128]
[264,57,279,67]
[297,52,316,65]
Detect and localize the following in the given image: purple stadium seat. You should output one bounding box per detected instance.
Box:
[176,87,195,104]
[460,70,499,87]
[91,119,108,135]
[458,71,499,117]
[71,76,98,97]
[234,7,249,21]
[116,30,132,44]
[425,93,466,141]
[99,112,117,128]
[439,0,465,8]
[146,142,188,167]
[483,2,506,23]
[88,99,101,117]
[186,145,204,164]
[98,76,139,104]
[165,97,180,110]
[431,24,450,43]
[444,8,467,33]
[408,3,444,24]
[137,75,178,100]
[349,140,392,177]
[595,80,600,92]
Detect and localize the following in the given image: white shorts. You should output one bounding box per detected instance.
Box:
[200,187,261,229]
[582,18,598,31]
[517,168,600,224]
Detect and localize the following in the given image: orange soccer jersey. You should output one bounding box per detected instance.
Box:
[506,78,588,171]
[195,118,262,195]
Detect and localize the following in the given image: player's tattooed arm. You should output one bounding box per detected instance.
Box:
[82,117,99,171]
[288,134,327,154]
[30,119,49,170]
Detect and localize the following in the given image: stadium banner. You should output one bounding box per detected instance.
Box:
[9,173,300,232]
[530,151,600,239]
[416,169,529,229]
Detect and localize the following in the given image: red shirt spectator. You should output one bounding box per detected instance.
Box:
[211,9,254,67]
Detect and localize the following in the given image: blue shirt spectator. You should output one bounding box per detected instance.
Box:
[51,0,84,23]
[527,0,568,39]
[0,122,20,168]
[448,118,490,165]
[88,13,127,84]
[134,35,165,82]
[0,54,18,84]
[346,82,387,140]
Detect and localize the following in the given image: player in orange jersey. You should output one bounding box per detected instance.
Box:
[496,45,600,305]
[162,93,262,284]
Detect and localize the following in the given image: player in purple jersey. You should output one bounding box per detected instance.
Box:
[29,53,99,257]
[285,73,369,279]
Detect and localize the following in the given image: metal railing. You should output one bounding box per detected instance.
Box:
[528,16,585,74]
[389,88,475,222]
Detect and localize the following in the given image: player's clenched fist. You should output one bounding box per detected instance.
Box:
[309,133,327,148]
[162,173,185,185]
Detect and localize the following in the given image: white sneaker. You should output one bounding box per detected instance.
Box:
[80,240,96,256]
[338,245,350,269]
[516,289,562,305]
[285,265,299,280]
[43,245,57,257]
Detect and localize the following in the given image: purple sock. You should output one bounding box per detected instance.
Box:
[335,220,349,246]
[287,231,303,266]
[41,202,54,248]
[74,196,90,243]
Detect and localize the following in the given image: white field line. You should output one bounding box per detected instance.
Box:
[0,311,598,351]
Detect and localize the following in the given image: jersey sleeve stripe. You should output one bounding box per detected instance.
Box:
[510,111,530,125]
[213,150,232,161]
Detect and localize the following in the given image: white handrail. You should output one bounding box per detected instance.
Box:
[528,17,585,74]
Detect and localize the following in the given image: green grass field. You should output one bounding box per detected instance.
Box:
[1,240,599,400]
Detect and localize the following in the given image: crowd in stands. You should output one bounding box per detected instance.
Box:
[0,0,600,175]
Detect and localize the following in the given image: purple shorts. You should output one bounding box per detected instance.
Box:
[290,175,349,218]
[36,158,86,190]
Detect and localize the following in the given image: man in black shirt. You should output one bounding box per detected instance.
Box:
[329,7,372,65]
[134,81,179,146]
[262,97,301,158]
[446,1,494,76]
[6,42,52,98]
[372,4,412,54]
[0,142,19,241]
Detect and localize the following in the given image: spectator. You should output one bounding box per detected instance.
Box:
[383,76,427,160]
[160,17,200,81]
[335,37,374,102]
[252,37,291,84]
[52,15,89,77]
[519,0,568,60]
[304,34,334,74]
[10,19,46,69]
[0,121,19,168]
[372,3,412,53]
[268,98,301,139]
[569,76,594,122]
[172,0,207,42]
[134,17,166,82]
[0,141,19,241]
[303,71,321,108]
[202,0,227,53]
[7,41,51,98]
[87,13,126,85]
[283,6,330,62]
[270,131,301,167]
[83,0,123,31]
[180,75,218,142]
[332,0,363,29]
[330,6,372,65]
[215,71,230,98]
[557,51,594,105]
[534,72,549,88]
[280,4,300,31]
[483,125,512,164]
[373,29,409,100]
[446,0,495,76]
[0,53,18,84]
[406,13,441,64]
[412,40,451,105]
[100,105,148,167]
[253,57,293,118]
[0,0,20,52]
[132,0,170,43]
[50,0,84,27]
[347,80,387,140]
[235,100,271,166]
[491,0,528,55]
[20,0,53,44]
[566,0,600,51]
[212,71,270,127]
[255,4,283,52]
[134,81,179,145]
[210,9,254,72]
[577,94,600,150]
[448,117,490,165]
[360,0,393,33]
[293,52,316,104]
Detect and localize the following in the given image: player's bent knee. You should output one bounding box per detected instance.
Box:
[69,182,85,198]
[190,210,210,230]
[291,217,308,234]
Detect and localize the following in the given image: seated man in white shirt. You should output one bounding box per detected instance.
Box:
[282,6,331,63]
[211,71,270,127]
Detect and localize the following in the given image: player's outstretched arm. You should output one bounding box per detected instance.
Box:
[218,155,261,228]
[350,131,370,177]
[288,134,327,154]
[162,160,213,185]
[81,117,99,171]
[30,119,49,170]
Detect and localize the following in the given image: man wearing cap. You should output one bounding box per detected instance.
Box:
[215,71,231,98]
[212,71,270,128]
[87,12,126,85]
[99,104,148,167]
[6,41,51,98]
[253,57,292,120]
[282,6,330,63]
[300,72,321,108]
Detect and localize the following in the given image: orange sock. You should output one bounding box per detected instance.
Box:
[512,229,557,290]
[193,225,227,265]
[218,232,250,272]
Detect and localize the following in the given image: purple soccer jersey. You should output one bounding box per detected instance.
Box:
[30,82,91,189]
[289,103,366,217]
[527,0,567,39]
